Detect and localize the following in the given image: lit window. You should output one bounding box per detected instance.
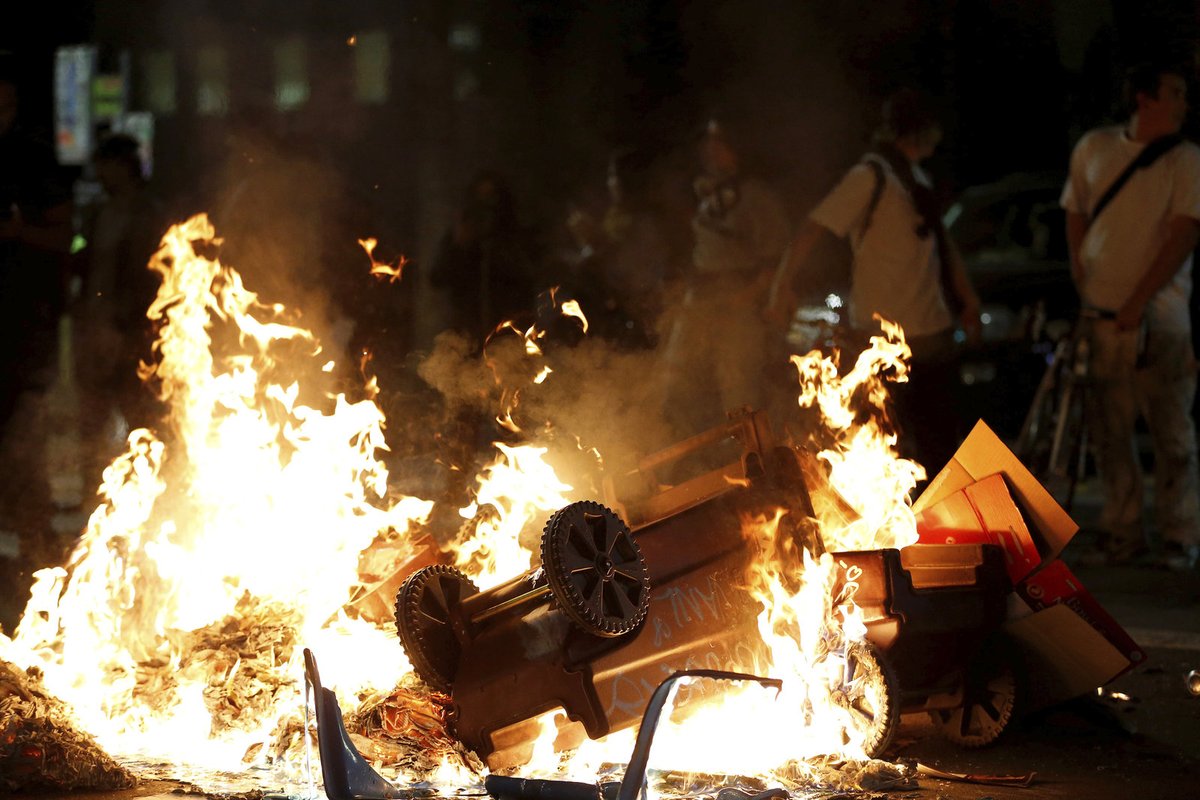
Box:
[139,50,176,114]
[273,36,309,111]
[54,45,97,165]
[353,30,389,105]
[196,46,228,116]
[449,23,481,52]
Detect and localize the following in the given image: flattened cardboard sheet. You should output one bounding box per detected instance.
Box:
[1004,603,1133,710]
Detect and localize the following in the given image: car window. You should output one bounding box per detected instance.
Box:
[950,185,1067,264]
[1028,202,1067,261]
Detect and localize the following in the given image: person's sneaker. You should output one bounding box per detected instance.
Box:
[1161,542,1200,572]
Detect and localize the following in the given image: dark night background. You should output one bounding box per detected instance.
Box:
[0,0,1197,433]
[0,0,1196,482]
[5,6,1200,792]
[3,3,1198,314]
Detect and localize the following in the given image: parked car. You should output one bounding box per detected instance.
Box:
[946,171,1076,341]
[946,171,1078,442]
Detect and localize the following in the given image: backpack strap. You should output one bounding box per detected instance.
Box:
[1089,133,1184,225]
[859,156,887,240]
[865,145,964,316]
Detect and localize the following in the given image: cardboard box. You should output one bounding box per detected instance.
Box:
[915,420,1140,708]
[914,420,1077,562]
[915,472,1041,583]
[1014,559,1146,667]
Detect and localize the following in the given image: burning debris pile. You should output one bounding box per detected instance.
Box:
[0,213,925,795]
[0,659,138,792]
[0,213,1137,798]
[581,761,917,800]
[177,593,301,735]
[0,215,438,790]
[343,677,483,777]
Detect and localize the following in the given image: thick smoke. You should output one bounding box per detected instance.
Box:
[416,323,679,486]
[206,120,362,372]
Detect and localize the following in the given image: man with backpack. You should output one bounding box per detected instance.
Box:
[1061,62,1200,570]
[767,88,980,476]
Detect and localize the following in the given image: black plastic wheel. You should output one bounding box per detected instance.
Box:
[395,565,479,692]
[540,501,650,638]
[931,635,1021,747]
[830,640,900,759]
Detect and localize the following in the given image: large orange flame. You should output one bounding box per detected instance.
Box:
[0,217,923,794]
[1,215,432,771]
[791,317,922,552]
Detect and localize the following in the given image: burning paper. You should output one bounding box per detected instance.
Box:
[0,659,138,792]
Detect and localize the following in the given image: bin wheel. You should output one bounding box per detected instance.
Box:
[395,565,479,692]
[541,501,650,637]
[931,635,1020,747]
[830,640,900,758]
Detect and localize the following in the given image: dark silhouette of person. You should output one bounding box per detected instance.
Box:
[563,148,672,348]
[75,133,166,471]
[0,70,72,621]
[430,171,538,346]
[0,72,72,429]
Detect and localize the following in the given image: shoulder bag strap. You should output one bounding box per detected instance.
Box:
[1089,133,1184,225]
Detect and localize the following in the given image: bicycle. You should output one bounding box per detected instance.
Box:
[1014,308,1117,510]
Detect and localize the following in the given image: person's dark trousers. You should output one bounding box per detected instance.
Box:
[891,329,962,485]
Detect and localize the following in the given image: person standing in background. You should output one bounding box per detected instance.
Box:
[768,88,980,476]
[75,133,165,470]
[0,68,73,624]
[0,71,72,430]
[1061,61,1200,570]
[662,118,791,436]
[430,171,539,348]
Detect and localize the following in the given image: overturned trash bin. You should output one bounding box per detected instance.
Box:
[393,410,1015,766]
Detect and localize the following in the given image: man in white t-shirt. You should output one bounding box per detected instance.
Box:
[1061,62,1200,569]
[663,118,791,436]
[767,89,980,475]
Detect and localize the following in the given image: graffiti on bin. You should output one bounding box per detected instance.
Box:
[605,571,767,718]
